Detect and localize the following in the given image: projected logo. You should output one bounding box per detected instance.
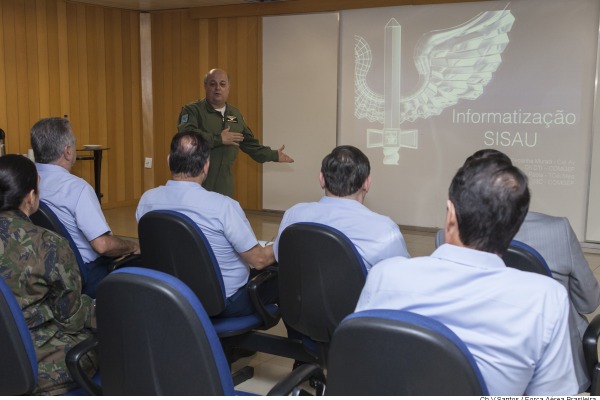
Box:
[354,10,515,164]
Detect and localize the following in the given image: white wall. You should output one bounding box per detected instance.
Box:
[262,13,339,211]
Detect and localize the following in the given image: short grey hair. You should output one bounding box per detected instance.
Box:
[30,117,75,164]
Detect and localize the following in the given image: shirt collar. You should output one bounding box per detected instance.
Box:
[166,180,203,188]
[318,196,365,208]
[35,162,69,174]
[432,243,507,270]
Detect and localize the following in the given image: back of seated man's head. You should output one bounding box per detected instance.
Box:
[464,148,513,167]
[321,145,370,197]
[449,157,530,256]
[30,117,75,164]
[169,131,210,178]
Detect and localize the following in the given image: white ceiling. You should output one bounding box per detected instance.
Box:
[70,0,276,12]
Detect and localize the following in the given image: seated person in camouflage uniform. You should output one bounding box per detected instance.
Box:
[0,154,97,395]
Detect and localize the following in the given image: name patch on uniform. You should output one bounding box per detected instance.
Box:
[226,115,238,123]
[180,114,189,123]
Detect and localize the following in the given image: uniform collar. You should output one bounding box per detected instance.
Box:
[203,98,227,114]
[35,162,69,174]
[432,243,506,270]
[0,209,29,221]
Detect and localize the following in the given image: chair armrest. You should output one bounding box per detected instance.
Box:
[109,253,143,272]
[267,363,322,396]
[583,315,600,374]
[583,314,600,395]
[247,268,280,329]
[66,336,102,395]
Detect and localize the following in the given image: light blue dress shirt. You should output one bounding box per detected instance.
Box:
[36,163,110,263]
[273,196,409,270]
[356,244,579,395]
[136,180,258,298]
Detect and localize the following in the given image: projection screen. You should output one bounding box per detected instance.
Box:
[338,0,600,237]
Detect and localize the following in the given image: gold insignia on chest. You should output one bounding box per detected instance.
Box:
[226,115,238,123]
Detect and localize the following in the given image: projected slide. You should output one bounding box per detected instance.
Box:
[338,0,600,234]
[355,11,514,165]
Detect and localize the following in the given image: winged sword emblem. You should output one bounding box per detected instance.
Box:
[355,10,515,164]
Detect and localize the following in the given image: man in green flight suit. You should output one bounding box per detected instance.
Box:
[177,68,294,197]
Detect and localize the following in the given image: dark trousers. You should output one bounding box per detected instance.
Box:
[220,269,279,318]
[81,256,112,298]
[220,269,302,342]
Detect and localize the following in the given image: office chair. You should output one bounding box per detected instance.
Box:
[30,201,87,279]
[29,201,141,283]
[277,222,368,367]
[583,313,600,395]
[502,239,553,276]
[0,275,37,395]
[66,267,308,396]
[0,276,96,395]
[269,309,489,396]
[137,210,279,336]
[137,210,302,385]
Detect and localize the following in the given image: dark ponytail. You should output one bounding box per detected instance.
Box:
[0,154,38,211]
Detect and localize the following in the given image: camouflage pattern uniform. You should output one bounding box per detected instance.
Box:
[0,209,97,395]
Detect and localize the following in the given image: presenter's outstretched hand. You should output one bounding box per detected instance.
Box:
[277,145,294,163]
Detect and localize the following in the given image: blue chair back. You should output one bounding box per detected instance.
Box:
[326,309,489,395]
[503,239,552,277]
[0,276,38,395]
[138,210,226,315]
[278,222,368,345]
[95,267,235,395]
[30,201,87,281]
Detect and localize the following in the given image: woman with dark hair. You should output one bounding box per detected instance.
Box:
[0,154,97,395]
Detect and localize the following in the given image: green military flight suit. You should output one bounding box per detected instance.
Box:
[177,99,278,197]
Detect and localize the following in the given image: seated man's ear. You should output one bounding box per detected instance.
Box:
[63,145,74,162]
[362,175,372,194]
[319,172,326,190]
[444,199,462,246]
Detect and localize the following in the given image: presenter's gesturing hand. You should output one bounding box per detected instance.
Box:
[221,127,244,146]
[277,145,294,163]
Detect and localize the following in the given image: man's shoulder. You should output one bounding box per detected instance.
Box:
[183,98,204,106]
[3,216,70,255]
[286,201,319,212]
[519,212,569,236]
[39,165,89,188]
[181,99,206,112]
[140,183,241,211]
[525,211,566,225]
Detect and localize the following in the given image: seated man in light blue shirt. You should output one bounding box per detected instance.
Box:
[274,145,409,269]
[356,156,578,395]
[464,148,596,393]
[136,131,275,317]
[31,117,140,298]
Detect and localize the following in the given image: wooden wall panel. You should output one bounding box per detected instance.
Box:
[0,0,486,212]
[0,0,143,208]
